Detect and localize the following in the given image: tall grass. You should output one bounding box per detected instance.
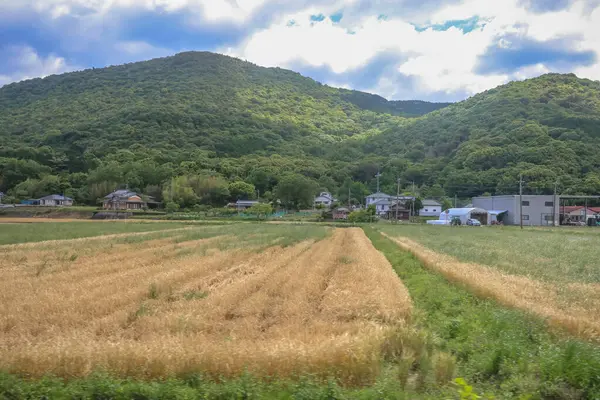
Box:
[0,227,415,386]
[0,221,189,245]
[385,234,600,341]
[378,224,600,284]
[365,227,600,399]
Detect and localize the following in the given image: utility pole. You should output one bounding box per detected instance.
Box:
[552,181,558,227]
[454,194,457,208]
[411,181,415,221]
[348,185,351,209]
[376,170,382,193]
[519,174,523,230]
[396,178,401,222]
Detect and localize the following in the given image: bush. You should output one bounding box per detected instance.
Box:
[165,202,180,214]
[348,210,376,223]
[246,203,273,220]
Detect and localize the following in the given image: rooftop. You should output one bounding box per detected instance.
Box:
[39,194,73,201]
[367,192,392,198]
[105,190,138,199]
[422,199,442,206]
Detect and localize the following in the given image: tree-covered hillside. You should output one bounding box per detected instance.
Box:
[361,74,600,197]
[0,52,446,162]
[0,51,599,208]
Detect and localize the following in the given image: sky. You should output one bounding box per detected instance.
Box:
[0,0,599,102]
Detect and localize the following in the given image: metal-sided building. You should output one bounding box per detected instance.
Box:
[472,195,559,226]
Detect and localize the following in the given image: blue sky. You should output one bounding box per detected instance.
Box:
[1,0,599,102]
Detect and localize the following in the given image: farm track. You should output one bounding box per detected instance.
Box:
[0,228,412,383]
[384,234,600,341]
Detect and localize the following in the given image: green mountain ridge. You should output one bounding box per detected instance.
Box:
[361,73,600,197]
[0,52,599,207]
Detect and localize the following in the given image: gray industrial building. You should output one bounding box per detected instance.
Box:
[472,195,559,226]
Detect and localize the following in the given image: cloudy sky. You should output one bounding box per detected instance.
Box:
[1,0,599,102]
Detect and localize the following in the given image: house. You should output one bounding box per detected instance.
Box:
[38,194,73,207]
[386,203,411,220]
[427,208,489,225]
[420,199,442,217]
[234,200,259,210]
[366,192,392,206]
[367,193,414,216]
[103,190,146,210]
[332,207,350,220]
[560,206,600,224]
[314,192,336,208]
[473,195,559,226]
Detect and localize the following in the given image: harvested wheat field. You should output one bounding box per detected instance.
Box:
[0,226,411,384]
[384,234,600,341]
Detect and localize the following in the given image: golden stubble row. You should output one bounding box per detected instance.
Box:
[1,228,412,383]
[384,234,600,341]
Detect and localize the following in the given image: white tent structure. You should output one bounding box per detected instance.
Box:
[427,208,489,225]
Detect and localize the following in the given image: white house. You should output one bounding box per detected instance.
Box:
[367,193,414,216]
[314,192,336,208]
[420,199,442,217]
[370,197,393,215]
[38,194,73,207]
[366,192,392,206]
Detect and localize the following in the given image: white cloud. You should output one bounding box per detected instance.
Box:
[2,0,273,23]
[573,4,600,80]
[1,0,599,99]
[114,40,174,58]
[511,63,551,80]
[227,9,503,97]
[0,46,79,87]
[227,0,600,99]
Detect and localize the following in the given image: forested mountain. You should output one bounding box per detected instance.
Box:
[361,73,600,197]
[0,51,599,208]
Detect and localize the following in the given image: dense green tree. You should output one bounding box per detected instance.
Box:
[274,174,319,210]
[337,180,370,206]
[228,181,256,201]
[162,176,198,208]
[404,198,424,216]
[0,158,52,192]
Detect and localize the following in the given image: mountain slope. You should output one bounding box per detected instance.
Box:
[0,52,447,165]
[0,52,599,205]
[360,73,600,196]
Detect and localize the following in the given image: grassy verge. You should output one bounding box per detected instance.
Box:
[0,221,189,245]
[0,371,443,400]
[364,227,600,399]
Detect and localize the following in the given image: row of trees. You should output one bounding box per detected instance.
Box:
[160,173,320,210]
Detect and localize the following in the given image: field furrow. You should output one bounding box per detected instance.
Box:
[0,227,412,384]
[385,234,600,341]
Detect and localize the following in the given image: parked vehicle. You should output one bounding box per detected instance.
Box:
[467,219,481,226]
[450,216,462,226]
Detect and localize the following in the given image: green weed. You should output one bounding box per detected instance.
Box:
[183,290,209,300]
[148,283,160,299]
[364,227,600,399]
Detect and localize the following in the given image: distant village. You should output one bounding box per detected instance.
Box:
[4,186,599,227]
